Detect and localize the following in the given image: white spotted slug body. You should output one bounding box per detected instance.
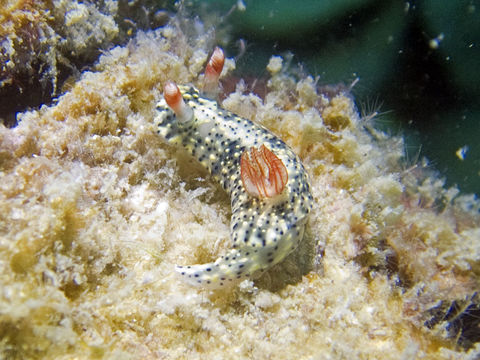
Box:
[155,48,313,288]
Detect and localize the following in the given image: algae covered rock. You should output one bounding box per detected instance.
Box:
[0,9,479,360]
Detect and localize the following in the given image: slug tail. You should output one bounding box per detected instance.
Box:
[175,248,261,289]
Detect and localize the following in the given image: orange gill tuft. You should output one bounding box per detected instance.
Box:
[240,144,288,198]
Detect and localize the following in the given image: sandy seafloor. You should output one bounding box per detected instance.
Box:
[1,19,480,360]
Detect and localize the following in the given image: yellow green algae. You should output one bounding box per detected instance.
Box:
[0,23,479,360]
[0,0,118,95]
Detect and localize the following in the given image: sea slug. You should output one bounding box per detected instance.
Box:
[155,48,313,287]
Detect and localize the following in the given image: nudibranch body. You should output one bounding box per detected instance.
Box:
[155,51,313,288]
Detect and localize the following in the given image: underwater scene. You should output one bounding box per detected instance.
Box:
[0,0,479,359]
